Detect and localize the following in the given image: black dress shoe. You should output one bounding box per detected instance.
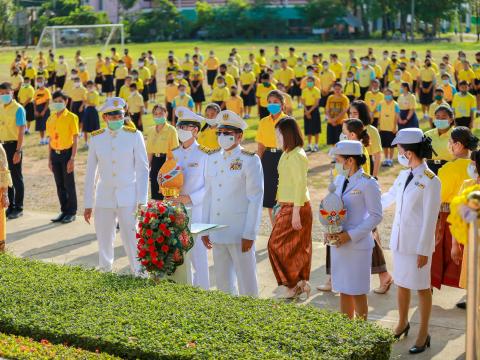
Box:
[51,213,66,222]
[61,215,76,224]
[5,208,12,217]
[394,322,410,339]
[456,301,466,309]
[409,335,431,354]
[7,209,23,219]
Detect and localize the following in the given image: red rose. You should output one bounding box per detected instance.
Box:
[156,236,165,243]
[138,238,145,245]
[164,229,171,237]
[147,238,154,245]
[146,229,153,237]
[158,206,166,214]
[169,215,176,222]
[148,245,155,252]
[157,260,164,269]
[161,244,169,253]
[152,257,158,264]
[150,213,157,219]
[135,233,141,239]
[141,260,149,266]
[138,250,147,258]
[160,223,167,231]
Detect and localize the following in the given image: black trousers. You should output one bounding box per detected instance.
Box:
[3,141,24,211]
[150,154,166,200]
[51,148,77,215]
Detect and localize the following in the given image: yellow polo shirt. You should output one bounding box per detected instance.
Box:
[366,125,382,155]
[329,62,343,80]
[419,67,437,82]
[377,100,400,132]
[319,70,336,92]
[146,123,179,154]
[214,73,235,88]
[46,109,79,150]
[56,62,68,77]
[326,94,350,125]
[119,85,131,102]
[78,70,90,84]
[239,71,256,86]
[458,68,476,83]
[277,147,310,206]
[33,87,51,105]
[428,101,449,120]
[225,96,244,115]
[275,67,295,85]
[255,83,277,107]
[0,100,26,142]
[165,84,179,103]
[204,57,219,70]
[69,86,87,102]
[452,93,477,118]
[18,85,35,105]
[438,158,470,203]
[364,91,384,118]
[85,91,100,107]
[127,92,144,114]
[138,67,151,82]
[301,87,321,106]
[101,63,114,76]
[424,127,455,161]
[198,126,219,150]
[211,87,230,102]
[397,93,416,110]
[388,80,402,97]
[115,66,128,80]
[255,112,286,148]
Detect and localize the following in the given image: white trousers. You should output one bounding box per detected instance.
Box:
[212,243,258,297]
[94,206,140,275]
[190,235,210,290]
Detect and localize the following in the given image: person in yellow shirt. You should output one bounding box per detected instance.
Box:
[301,77,321,152]
[457,61,476,85]
[275,59,294,92]
[364,79,384,127]
[225,85,244,117]
[114,59,128,97]
[24,60,37,87]
[291,57,307,107]
[146,104,179,200]
[36,61,49,87]
[270,45,283,66]
[344,71,360,102]
[329,54,343,82]
[46,90,79,224]
[384,52,399,85]
[248,53,262,78]
[408,57,420,92]
[74,50,84,67]
[121,48,132,71]
[452,80,477,128]
[198,103,221,150]
[300,66,321,90]
[256,48,267,71]
[355,57,376,99]
[119,76,133,102]
[397,82,419,130]
[172,83,194,118]
[325,82,350,146]
[81,81,100,147]
[54,55,68,90]
[319,60,336,108]
[226,57,240,83]
[131,69,145,95]
[388,69,403,100]
[110,47,120,65]
[101,57,114,97]
[77,62,90,86]
[18,77,35,135]
[69,78,87,131]
[440,73,457,105]
[214,64,235,89]
[46,53,56,88]
[424,104,455,174]
[164,73,179,124]
[166,55,180,78]
[418,58,437,119]
[427,88,449,129]
[204,51,219,90]
[126,83,145,131]
[190,62,205,114]
[376,88,400,166]
[182,53,194,79]
[473,51,480,111]
[256,73,277,119]
[399,63,413,87]
[137,59,151,111]
[94,53,105,94]
[211,76,230,109]
[10,69,23,101]
[33,77,51,145]
[286,47,297,68]
[147,56,158,104]
[239,63,257,119]
[255,90,287,224]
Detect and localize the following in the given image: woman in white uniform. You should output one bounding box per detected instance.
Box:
[327,140,383,320]
[382,128,441,355]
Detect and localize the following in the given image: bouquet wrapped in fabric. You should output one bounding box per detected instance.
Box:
[319,177,346,247]
[158,151,183,198]
[448,184,480,245]
[136,200,194,277]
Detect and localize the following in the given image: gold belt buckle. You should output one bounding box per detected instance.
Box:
[55,150,61,154]
[270,148,277,153]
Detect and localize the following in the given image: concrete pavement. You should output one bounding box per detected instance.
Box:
[5,210,467,359]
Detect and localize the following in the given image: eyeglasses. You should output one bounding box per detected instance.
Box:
[216,131,236,136]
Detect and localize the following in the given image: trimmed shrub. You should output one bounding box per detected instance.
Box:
[0,332,121,359]
[0,254,394,359]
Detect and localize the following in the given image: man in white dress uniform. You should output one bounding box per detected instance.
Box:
[83,97,149,275]
[201,110,264,296]
[172,106,211,290]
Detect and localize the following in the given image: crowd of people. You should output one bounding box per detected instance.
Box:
[1,45,480,356]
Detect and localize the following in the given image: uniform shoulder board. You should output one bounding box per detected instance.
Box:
[172,146,180,152]
[424,169,435,179]
[362,173,372,179]
[122,126,137,133]
[241,149,256,156]
[199,146,220,155]
[91,129,105,137]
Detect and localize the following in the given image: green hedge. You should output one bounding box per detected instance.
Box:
[0,332,121,359]
[0,254,394,359]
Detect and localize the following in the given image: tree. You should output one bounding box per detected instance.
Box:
[303,0,346,29]
[0,0,15,44]
[416,0,458,36]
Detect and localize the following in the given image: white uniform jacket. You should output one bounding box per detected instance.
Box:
[382,162,441,256]
[202,146,264,244]
[334,169,383,250]
[84,127,149,209]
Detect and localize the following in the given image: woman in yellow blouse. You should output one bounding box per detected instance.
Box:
[397,82,419,129]
[198,103,221,150]
[268,117,312,299]
[0,144,11,252]
[239,63,257,119]
[146,104,179,200]
[432,127,479,290]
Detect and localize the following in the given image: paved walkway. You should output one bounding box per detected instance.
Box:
[6,211,467,359]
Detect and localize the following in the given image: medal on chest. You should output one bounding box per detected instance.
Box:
[230,158,242,171]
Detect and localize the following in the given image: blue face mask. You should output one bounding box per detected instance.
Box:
[267,103,281,115]
[51,102,66,112]
[434,119,450,130]
[385,95,393,101]
[0,94,12,104]
[154,117,166,125]
[107,119,124,131]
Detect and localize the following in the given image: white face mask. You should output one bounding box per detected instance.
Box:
[275,130,284,149]
[177,128,193,143]
[394,75,401,80]
[398,153,410,167]
[361,60,369,66]
[218,133,236,150]
[467,163,478,180]
[334,162,349,178]
[74,82,81,88]
[339,133,348,141]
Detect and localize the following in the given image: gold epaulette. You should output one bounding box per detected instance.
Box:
[122,126,137,133]
[91,129,105,137]
[172,146,180,151]
[241,149,256,156]
[424,169,435,179]
[362,173,372,179]
[199,146,221,155]
[125,119,137,129]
